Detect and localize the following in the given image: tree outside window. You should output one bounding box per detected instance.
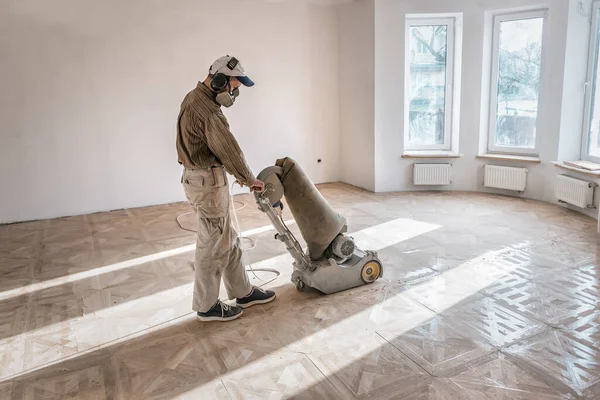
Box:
[488,12,545,155]
[406,23,451,149]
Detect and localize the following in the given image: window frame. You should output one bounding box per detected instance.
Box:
[487,9,548,156]
[582,1,600,163]
[404,17,456,151]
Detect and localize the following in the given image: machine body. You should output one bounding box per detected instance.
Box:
[254,157,383,294]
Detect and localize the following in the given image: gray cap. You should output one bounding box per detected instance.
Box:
[209,55,254,87]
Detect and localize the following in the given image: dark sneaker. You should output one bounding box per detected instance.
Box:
[236,286,276,309]
[197,300,243,322]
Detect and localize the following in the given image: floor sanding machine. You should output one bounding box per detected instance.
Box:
[253,157,383,294]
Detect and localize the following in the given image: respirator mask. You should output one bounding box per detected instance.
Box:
[214,85,240,108]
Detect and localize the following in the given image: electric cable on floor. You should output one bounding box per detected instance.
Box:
[229,181,280,286]
[175,182,280,287]
[176,200,256,250]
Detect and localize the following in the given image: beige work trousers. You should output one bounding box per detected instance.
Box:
[182,166,253,313]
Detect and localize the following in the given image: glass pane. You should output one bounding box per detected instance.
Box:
[494,17,543,149]
[408,25,448,147]
[588,9,600,158]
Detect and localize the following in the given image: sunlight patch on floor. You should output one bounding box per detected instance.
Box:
[0,221,297,302]
[3,217,441,381]
[182,247,518,398]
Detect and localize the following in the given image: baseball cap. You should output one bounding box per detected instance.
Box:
[209,55,255,87]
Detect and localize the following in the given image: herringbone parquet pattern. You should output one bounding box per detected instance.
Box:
[1,184,600,399]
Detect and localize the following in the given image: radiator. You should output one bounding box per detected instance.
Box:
[484,165,527,192]
[556,174,595,209]
[413,163,451,185]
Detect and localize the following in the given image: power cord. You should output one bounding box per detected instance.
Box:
[175,182,280,287]
[176,200,256,250]
[229,181,279,285]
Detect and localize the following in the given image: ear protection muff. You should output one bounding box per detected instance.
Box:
[209,56,240,92]
[210,73,230,92]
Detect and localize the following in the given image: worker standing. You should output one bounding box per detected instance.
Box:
[176,56,276,322]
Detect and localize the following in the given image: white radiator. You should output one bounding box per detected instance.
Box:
[413,163,451,185]
[556,174,595,209]
[484,165,527,192]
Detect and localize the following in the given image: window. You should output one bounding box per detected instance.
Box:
[488,10,546,155]
[583,2,600,162]
[405,17,457,151]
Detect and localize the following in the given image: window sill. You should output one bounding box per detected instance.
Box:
[552,161,600,177]
[402,151,463,159]
[477,153,541,163]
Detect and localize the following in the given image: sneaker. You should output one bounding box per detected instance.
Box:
[197,300,243,322]
[236,286,276,309]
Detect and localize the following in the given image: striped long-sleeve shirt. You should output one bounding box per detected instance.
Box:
[176,82,256,187]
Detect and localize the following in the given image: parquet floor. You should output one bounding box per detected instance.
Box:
[1,183,600,399]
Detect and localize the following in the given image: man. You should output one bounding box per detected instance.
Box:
[176,55,276,322]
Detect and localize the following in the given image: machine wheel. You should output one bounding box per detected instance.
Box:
[295,279,305,292]
[361,261,382,284]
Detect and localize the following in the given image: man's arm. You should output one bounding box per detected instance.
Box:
[204,112,256,187]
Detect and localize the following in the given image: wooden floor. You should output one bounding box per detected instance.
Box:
[1,183,600,399]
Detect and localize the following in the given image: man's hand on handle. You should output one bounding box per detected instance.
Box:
[250,179,265,193]
[236,178,265,193]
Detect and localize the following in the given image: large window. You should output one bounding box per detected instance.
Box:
[583,2,600,162]
[405,17,456,151]
[488,10,546,155]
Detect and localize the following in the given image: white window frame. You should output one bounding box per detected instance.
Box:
[487,9,548,156]
[582,1,600,163]
[404,17,456,151]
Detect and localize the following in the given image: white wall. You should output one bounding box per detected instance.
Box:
[0,0,340,223]
[558,0,590,163]
[3,0,597,224]
[338,0,598,219]
[338,0,375,191]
